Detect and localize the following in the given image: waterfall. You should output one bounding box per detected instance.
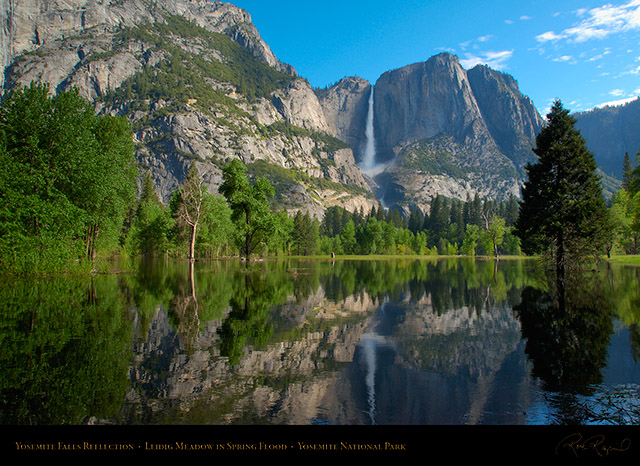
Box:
[361,86,376,172]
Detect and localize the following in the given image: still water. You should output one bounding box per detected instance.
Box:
[1,258,639,426]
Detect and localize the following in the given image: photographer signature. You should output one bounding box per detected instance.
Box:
[556,433,631,457]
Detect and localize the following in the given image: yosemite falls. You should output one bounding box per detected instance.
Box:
[361,86,377,173]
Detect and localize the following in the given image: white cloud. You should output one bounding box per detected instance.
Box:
[552,55,575,63]
[619,64,640,75]
[609,88,625,96]
[520,15,532,21]
[536,30,566,42]
[460,50,513,70]
[587,49,611,61]
[596,96,639,107]
[536,0,640,44]
[564,25,610,42]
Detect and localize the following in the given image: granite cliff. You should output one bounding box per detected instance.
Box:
[318,53,545,213]
[574,98,640,180]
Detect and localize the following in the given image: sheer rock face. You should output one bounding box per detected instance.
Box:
[316,76,371,163]
[374,53,489,161]
[271,78,331,133]
[466,64,545,174]
[319,53,544,212]
[2,0,376,217]
[574,98,640,180]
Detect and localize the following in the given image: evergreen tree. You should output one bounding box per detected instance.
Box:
[629,151,640,195]
[503,194,519,227]
[515,100,608,282]
[622,152,633,192]
[463,193,483,228]
[426,194,449,245]
[293,211,318,255]
[408,208,424,234]
[138,171,162,211]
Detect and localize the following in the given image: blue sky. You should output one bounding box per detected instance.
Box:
[227,0,640,115]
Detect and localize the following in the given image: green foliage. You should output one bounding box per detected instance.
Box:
[0,83,137,274]
[196,194,235,258]
[460,224,480,256]
[515,100,609,277]
[126,196,174,257]
[292,211,319,256]
[219,159,277,259]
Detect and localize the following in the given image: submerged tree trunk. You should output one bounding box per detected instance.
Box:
[189,224,197,261]
[85,223,99,261]
[91,225,99,261]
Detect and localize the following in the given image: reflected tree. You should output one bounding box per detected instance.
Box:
[169,260,201,353]
[515,275,614,396]
[217,267,291,365]
[0,276,133,424]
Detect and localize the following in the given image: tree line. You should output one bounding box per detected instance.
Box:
[126,161,526,261]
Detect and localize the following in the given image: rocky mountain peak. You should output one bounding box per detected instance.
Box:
[374,52,487,162]
[2,2,560,217]
[0,0,295,89]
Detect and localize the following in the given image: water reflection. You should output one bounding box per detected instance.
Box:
[1,258,639,425]
[516,275,614,395]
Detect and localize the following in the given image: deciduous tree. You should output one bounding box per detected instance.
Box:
[219,159,276,259]
[172,163,206,261]
[0,82,136,272]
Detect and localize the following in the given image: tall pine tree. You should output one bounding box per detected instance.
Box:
[515,100,608,282]
[622,152,633,192]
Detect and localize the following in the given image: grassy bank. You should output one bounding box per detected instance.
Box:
[607,255,640,266]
